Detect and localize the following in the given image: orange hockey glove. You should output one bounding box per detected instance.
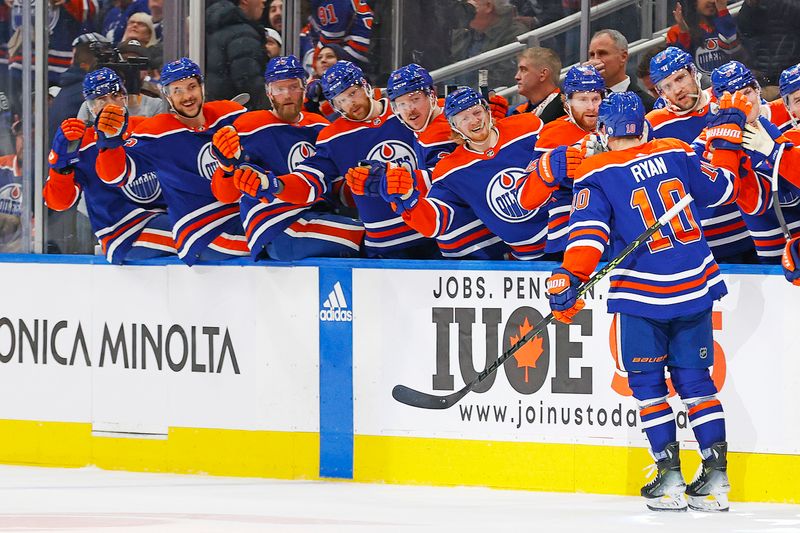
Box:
[95,104,128,149]
[211,125,242,174]
[345,160,385,197]
[488,93,509,120]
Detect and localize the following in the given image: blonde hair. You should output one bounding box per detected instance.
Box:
[125,12,157,48]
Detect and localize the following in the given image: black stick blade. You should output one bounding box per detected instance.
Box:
[391,384,469,410]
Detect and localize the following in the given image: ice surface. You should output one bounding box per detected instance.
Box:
[0,465,797,532]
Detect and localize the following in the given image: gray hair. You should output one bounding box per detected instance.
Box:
[591,29,628,52]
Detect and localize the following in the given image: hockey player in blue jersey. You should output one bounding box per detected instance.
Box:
[379,86,550,260]
[228,60,437,258]
[44,68,176,264]
[208,55,364,261]
[305,0,374,67]
[95,58,249,265]
[347,63,508,259]
[546,92,769,512]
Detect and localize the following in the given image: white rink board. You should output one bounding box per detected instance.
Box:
[0,263,320,433]
[353,268,800,455]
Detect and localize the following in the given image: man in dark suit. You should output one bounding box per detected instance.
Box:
[510,46,567,123]
[587,29,657,111]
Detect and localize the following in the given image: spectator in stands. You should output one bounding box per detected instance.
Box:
[510,46,566,123]
[266,0,282,32]
[120,12,157,47]
[265,27,282,59]
[587,29,656,111]
[306,0,373,68]
[737,0,800,89]
[102,0,148,44]
[148,0,163,41]
[667,0,744,80]
[451,0,527,89]
[48,33,104,143]
[205,0,269,111]
[304,44,344,120]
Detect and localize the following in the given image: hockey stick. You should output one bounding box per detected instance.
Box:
[392,193,695,410]
[769,143,791,241]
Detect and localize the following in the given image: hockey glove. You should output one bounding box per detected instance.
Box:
[579,132,607,158]
[488,94,509,120]
[305,79,324,104]
[742,121,791,165]
[530,146,582,187]
[546,267,586,324]
[782,236,800,286]
[211,126,243,175]
[705,91,750,151]
[48,118,85,171]
[233,163,282,202]
[381,164,419,214]
[345,160,386,197]
[95,104,129,150]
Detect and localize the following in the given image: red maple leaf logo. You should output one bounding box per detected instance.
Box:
[510,317,544,383]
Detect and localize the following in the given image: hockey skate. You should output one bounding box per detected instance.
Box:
[641,442,687,511]
[686,441,730,512]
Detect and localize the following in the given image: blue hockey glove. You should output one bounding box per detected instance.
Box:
[345,160,386,197]
[705,92,749,151]
[782,236,800,286]
[742,121,792,166]
[545,267,586,324]
[48,118,85,171]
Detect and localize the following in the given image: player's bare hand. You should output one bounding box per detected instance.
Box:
[673,2,688,31]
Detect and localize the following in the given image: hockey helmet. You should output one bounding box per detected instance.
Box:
[779,63,800,98]
[563,65,605,97]
[320,60,367,101]
[711,61,757,98]
[386,64,434,101]
[264,55,306,84]
[649,46,694,86]
[444,86,486,121]
[160,57,204,88]
[82,67,125,100]
[598,92,646,138]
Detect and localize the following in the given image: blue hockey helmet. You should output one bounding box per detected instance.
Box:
[779,63,800,98]
[444,86,486,121]
[160,57,203,88]
[563,65,605,97]
[320,60,367,101]
[386,64,434,101]
[711,61,757,98]
[649,46,694,86]
[598,92,646,138]
[82,67,125,100]
[264,55,306,84]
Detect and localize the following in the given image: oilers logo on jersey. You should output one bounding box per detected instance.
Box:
[365,140,417,172]
[287,141,317,172]
[196,142,220,180]
[485,168,538,223]
[0,184,22,216]
[695,40,726,75]
[121,171,161,204]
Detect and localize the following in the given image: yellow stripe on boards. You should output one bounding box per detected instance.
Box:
[354,435,800,504]
[0,419,319,480]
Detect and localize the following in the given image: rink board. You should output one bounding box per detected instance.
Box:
[0,257,798,502]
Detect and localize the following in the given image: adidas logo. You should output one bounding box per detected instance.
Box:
[319,281,353,322]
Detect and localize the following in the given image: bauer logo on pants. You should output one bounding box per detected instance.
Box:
[320,281,353,322]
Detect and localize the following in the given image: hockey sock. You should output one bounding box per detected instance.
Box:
[685,396,726,457]
[637,397,677,458]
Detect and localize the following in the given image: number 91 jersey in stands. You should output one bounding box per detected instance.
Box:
[568,138,752,319]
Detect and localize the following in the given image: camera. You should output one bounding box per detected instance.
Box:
[90,41,149,96]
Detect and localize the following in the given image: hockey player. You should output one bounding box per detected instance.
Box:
[546,91,767,512]
[306,0,373,67]
[700,61,800,262]
[229,60,437,258]
[208,55,364,261]
[94,58,249,265]
[517,65,605,255]
[379,86,549,260]
[44,68,176,264]
[647,48,755,262]
[347,63,508,259]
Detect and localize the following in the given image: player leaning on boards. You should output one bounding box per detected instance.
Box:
[347,63,509,259]
[516,65,606,256]
[545,92,770,512]
[44,67,177,264]
[219,60,438,259]
[208,55,364,261]
[377,86,551,260]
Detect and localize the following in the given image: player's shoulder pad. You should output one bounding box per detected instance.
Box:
[783,128,800,144]
[498,111,543,135]
[0,153,15,170]
[203,100,247,127]
[768,99,792,129]
[536,116,583,148]
[645,107,676,128]
[131,112,185,137]
[648,136,694,155]
[418,113,454,145]
[430,144,473,181]
[315,114,365,143]
[299,111,330,128]
[234,110,278,133]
